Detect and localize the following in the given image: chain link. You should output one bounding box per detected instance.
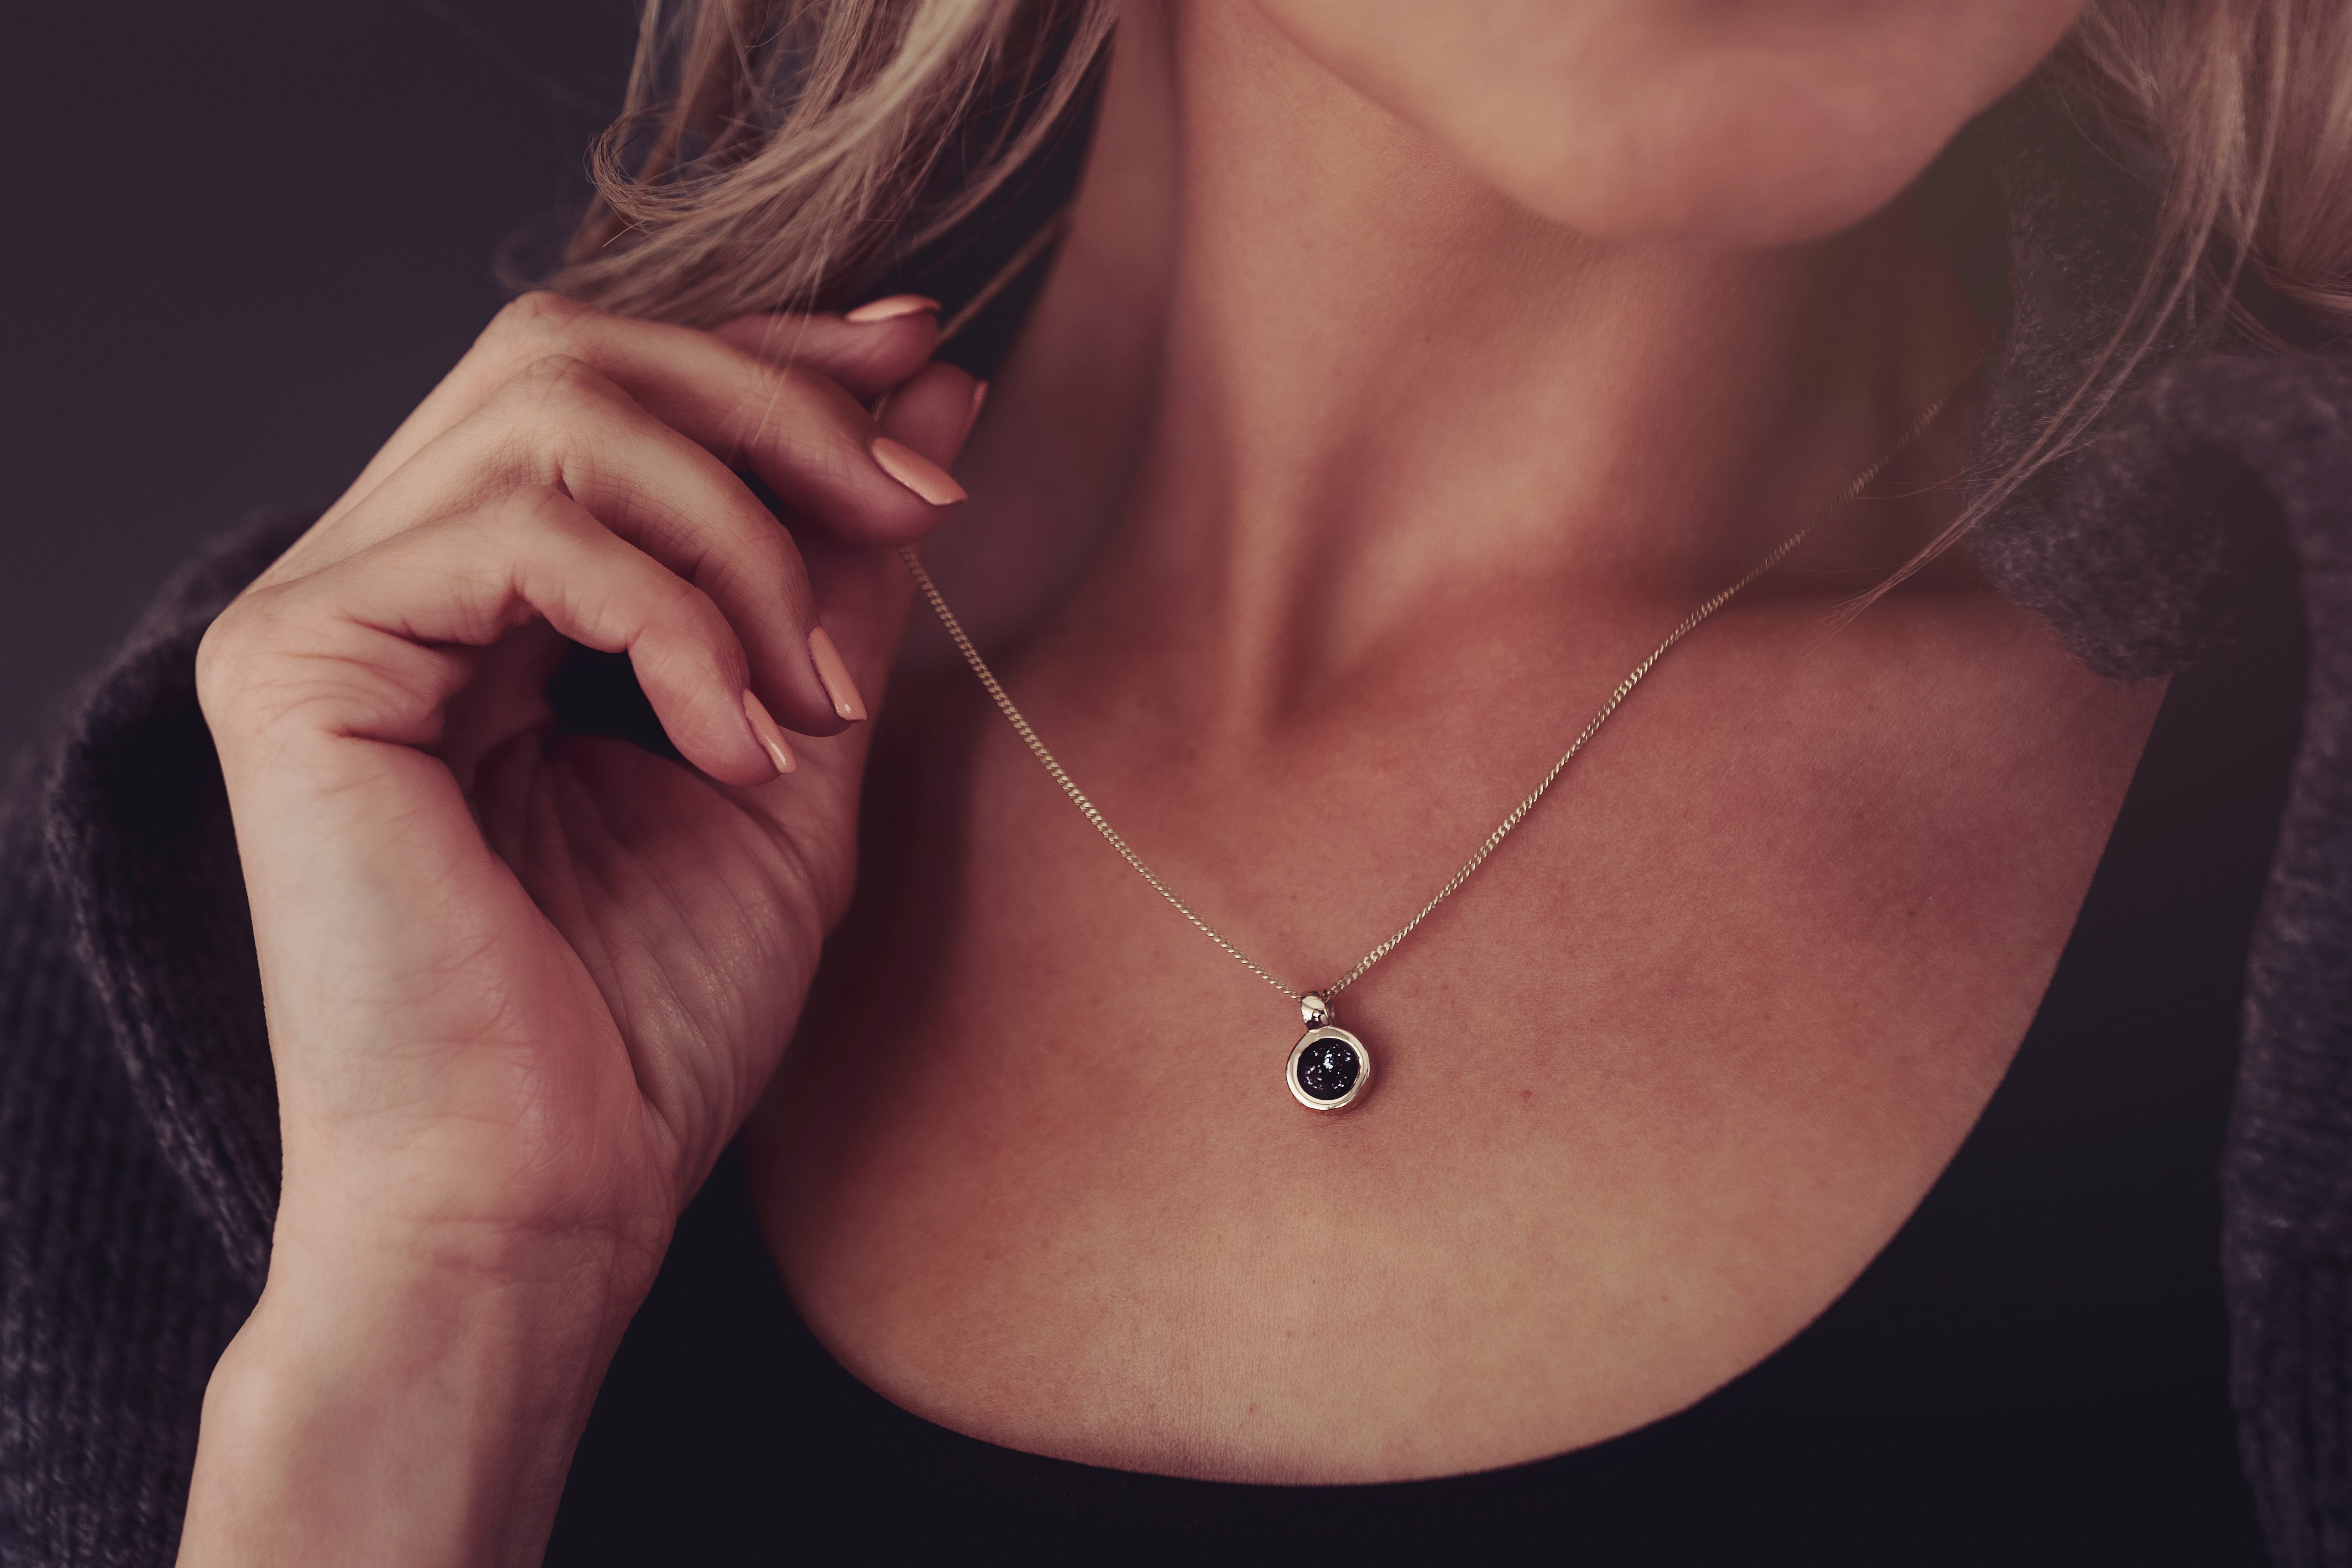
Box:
[907,214,1964,1008]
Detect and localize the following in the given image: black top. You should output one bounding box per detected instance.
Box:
[544,585,2304,1566]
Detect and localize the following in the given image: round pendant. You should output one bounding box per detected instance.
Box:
[1286,998,1372,1112]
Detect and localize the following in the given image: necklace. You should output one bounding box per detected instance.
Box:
[903,224,1966,1111]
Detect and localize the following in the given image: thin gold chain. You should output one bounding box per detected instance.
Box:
[904,217,1964,1006]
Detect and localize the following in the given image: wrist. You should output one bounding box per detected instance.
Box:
[268,1187,670,1330]
[180,1227,653,1567]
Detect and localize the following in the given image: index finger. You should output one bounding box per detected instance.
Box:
[711,299,943,401]
[309,295,964,574]
[482,297,962,548]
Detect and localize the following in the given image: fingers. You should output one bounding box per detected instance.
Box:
[218,285,988,786]
[297,293,960,583]
[710,298,940,401]
[794,360,988,693]
[485,297,961,546]
[247,486,786,790]
[347,354,850,735]
[880,359,988,472]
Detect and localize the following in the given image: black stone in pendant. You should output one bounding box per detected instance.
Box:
[1286,1025,1372,1110]
[1298,1041,1359,1099]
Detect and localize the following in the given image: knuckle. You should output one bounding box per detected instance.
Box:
[650,564,714,625]
[707,633,752,692]
[193,610,248,712]
[194,586,297,718]
[486,483,582,541]
[511,352,606,403]
[644,603,747,691]
[540,355,623,421]
[479,355,617,450]
[478,290,591,361]
[713,524,810,612]
[634,562,731,647]
[740,362,847,441]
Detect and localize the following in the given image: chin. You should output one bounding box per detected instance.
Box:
[1483,65,1988,248]
[1250,0,2086,250]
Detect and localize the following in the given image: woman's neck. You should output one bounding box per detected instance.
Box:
[951,1,1985,714]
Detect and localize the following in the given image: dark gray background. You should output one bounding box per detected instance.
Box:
[3,0,641,763]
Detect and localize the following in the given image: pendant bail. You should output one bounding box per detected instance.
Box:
[1299,992,1331,1028]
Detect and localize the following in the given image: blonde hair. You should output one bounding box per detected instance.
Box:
[2075,0,2352,335]
[542,0,2349,499]
[549,0,1117,325]
[1970,0,2352,519]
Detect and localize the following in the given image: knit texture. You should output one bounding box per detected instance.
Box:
[0,516,303,1567]
[1958,74,2352,1568]
[3,62,2348,1565]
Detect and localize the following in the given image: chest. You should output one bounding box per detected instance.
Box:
[745,600,2160,1482]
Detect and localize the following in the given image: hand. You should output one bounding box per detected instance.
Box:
[181,291,979,1565]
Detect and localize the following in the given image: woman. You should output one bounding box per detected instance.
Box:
[5,0,2348,1562]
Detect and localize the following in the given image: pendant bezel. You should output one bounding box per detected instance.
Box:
[1286,1024,1372,1111]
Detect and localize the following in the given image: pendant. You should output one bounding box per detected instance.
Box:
[1286,993,1372,1111]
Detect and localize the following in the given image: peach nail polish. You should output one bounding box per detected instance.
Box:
[962,379,990,444]
[843,294,940,324]
[741,690,796,775]
[870,437,968,506]
[807,627,868,722]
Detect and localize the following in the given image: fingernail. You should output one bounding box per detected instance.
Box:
[741,690,796,775]
[807,627,868,722]
[843,294,940,325]
[871,436,968,506]
[961,380,989,444]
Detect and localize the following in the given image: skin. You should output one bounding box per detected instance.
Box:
[178,0,2136,1559]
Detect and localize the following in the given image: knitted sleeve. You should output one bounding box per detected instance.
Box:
[1971,347,2352,1566]
[0,511,312,1568]
[1958,69,2352,1558]
[2218,366,2352,1568]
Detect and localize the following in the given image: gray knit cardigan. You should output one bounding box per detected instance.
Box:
[2,66,2348,1567]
